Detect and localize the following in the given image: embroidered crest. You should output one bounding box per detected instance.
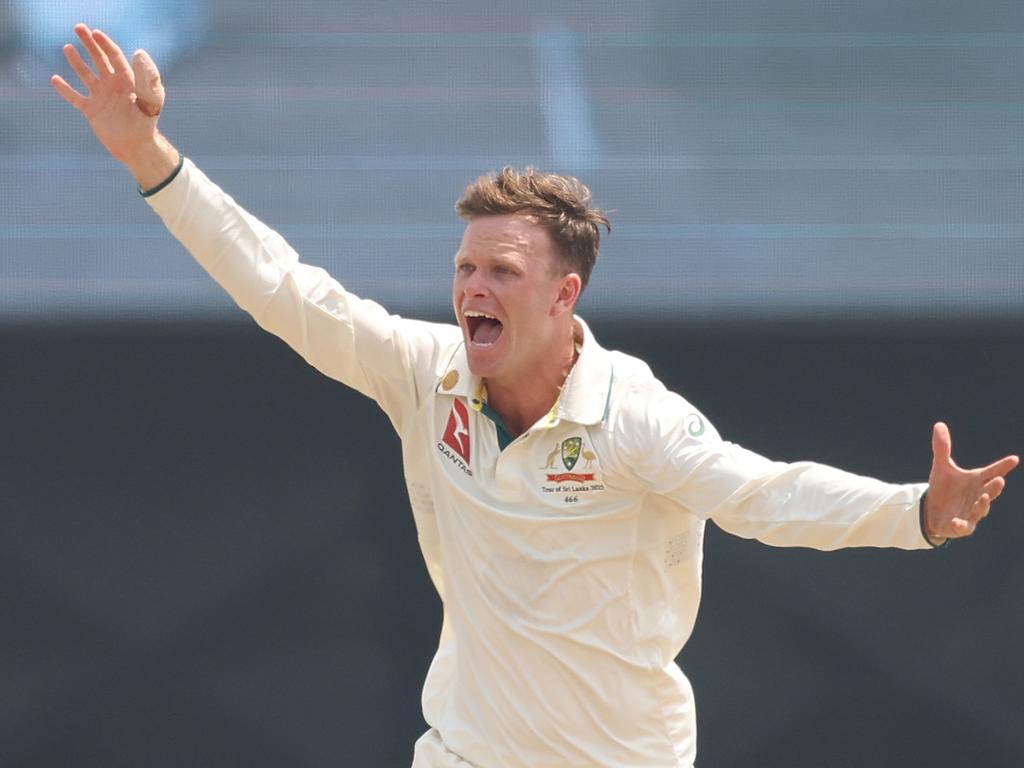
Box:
[560,436,582,471]
[540,434,604,502]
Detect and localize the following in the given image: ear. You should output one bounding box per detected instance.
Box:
[550,272,583,317]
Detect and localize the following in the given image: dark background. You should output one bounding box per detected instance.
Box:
[2,317,1021,767]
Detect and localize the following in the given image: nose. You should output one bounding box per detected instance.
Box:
[460,268,489,298]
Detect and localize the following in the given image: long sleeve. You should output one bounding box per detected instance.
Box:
[616,380,931,551]
[143,159,459,427]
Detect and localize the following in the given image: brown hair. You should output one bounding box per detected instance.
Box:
[455,167,611,290]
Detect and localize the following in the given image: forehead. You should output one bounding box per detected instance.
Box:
[456,214,555,263]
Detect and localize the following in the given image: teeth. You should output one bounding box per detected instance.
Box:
[464,310,498,320]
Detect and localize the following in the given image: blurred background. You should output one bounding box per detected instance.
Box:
[1,1,1022,766]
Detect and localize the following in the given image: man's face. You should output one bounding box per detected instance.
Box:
[452,214,578,382]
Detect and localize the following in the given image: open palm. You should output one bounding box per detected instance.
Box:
[924,422,1019,542]
[51,24,165,164]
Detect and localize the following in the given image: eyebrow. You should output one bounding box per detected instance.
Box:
[454,251,524,267]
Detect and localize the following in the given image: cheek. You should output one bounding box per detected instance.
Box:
[505,296,545,332]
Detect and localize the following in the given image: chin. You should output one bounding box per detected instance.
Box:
[465,350,499,378]
[466,341,511,378]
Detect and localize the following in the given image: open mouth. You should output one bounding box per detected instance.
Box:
[464,310,504,346]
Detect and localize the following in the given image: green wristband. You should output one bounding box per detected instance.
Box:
[139,154,185,198]
[918,490,950,549]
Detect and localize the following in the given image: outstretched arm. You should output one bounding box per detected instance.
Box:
[922,422,1019,543]
[51,23,452,422]
[51,24,177,190]
[619,388,1018,551]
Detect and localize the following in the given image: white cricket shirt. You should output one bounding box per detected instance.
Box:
[146,160,932,768]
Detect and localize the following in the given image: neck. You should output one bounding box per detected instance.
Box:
[484,323,580,437]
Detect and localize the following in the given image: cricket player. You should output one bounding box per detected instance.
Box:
[52,25,1018,767]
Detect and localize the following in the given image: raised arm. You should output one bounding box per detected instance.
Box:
[51,24,177,191]
[50,24,458,426]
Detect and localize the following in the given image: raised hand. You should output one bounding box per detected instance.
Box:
[51,24,178,190]
[924,422,1019,542]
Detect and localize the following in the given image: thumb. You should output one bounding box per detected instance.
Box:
[132,49,165,117]
[932,421,952,465]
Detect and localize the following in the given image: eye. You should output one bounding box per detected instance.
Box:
[456,263,474,275]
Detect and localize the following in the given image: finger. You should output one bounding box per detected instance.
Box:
[132,49,165,117]
[50,74,88,111]
[63,44,97,90]
[977,454,1021,481]
[932,422,953,465]
[967,493,992,526]
[981,475,1006,503]
[92,28,131,76]
[75,24,113,76]
[949,517,975,537]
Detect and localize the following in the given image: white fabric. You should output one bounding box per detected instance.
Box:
[146,160,931,768]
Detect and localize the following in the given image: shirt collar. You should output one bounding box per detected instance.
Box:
[434,314,614,428]
[557,316,614,426]
[434,339,476,399]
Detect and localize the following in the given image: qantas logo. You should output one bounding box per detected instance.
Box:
[443,400,471,462]
[438,399,473,475]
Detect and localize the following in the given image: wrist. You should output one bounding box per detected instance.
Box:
[121,132,179,191]
[919,490,949,549]
[138,152,184,198]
